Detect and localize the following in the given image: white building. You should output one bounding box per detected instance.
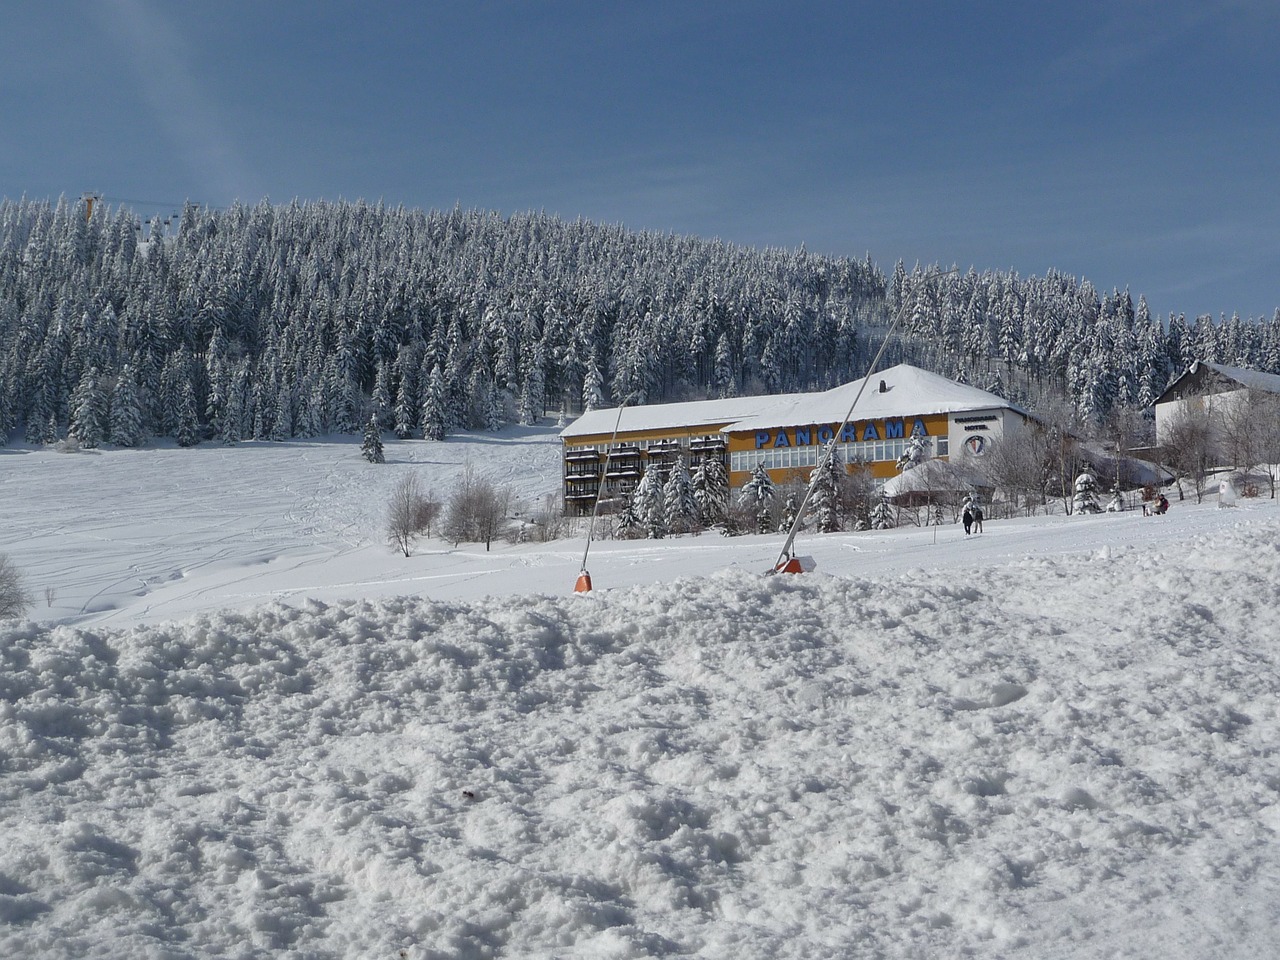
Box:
[1154,361,1280,448]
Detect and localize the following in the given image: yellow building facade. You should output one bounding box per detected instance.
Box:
[558,364,1024,515]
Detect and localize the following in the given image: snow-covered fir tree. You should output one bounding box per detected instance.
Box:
[175,380,201,447]
[69,367,108,449]
[896,434,930,472]
[361,414,385,464]
[581,358,606,412]
[630,466,666,539]
[220,361,249,445]
[739,463,776,534]
[482,381,505,432]
[371,360,393,429]
[393,357,418,440]
[421,364,448,441]
[1073,472,1103,515]
[108,369,145,447]
[691,455,730,528]
[616,498,642,539]
[807,441,843,533]
[870,490,896,530]
[269,381,293,441]
[662,456,700,534]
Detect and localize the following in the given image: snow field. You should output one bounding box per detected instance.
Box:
[2,514,1279,958]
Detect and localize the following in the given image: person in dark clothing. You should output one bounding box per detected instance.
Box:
[1154,495,1169,515]
[962,506,973,535]
[972,504,984,533]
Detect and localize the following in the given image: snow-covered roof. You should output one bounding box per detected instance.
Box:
[1156,361,1280,405]
[881,458,991,497]
[1077,442,1175,488]
[1203,361,1280,394]
[559,392,803,440]
[724,364,1021,433]
[561,365,1022,441]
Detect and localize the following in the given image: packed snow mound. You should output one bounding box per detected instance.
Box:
[2,521,1280,958]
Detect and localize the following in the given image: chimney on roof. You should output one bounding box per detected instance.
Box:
[878,379,888,393]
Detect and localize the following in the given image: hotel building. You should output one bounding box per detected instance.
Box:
[558,363,1029,513]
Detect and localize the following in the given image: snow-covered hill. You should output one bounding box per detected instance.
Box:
[2,433,1279,957]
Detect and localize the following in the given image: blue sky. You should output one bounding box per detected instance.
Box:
[3,1,1277,321]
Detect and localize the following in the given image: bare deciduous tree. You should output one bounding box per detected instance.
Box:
[839,462,878,530]
[1215,389,1280,498]
[1035,399,1087,514]
[442,467,511,550]
[0,554,30,620]
[1162,401,1215,503]
[981,428,1052,516]
[1255,393,1280,499]
[387,473,440,557]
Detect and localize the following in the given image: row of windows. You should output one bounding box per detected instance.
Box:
[730,435,949,473]
[565,434,726,455]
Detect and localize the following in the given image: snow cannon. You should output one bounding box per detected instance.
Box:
[574,570,593,593]
[773,554,816,575]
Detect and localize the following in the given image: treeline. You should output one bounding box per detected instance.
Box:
[887,263,1280,421]
[1,196,1278,448]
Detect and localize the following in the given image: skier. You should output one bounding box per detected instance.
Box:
[962,505,973,535]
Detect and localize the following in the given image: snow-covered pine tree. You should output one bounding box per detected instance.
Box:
[712,334,736,398]
[691,454,730,528]
[518,344,546,425]
[631,466,666,539]
[581,357,606,412]
[371,359,393,429]
[24,391,50,445]
[616,499,642,539]
[662,456,700,534]
[870,490,896,530]
[896,434,929,472]
[325,359,360,435]
[68,367,108,448]
[421,364,448,441]
[270,381,293,441]
[220,360,250,444]
[0,359,12,445]
[1073,471,1103,515]
[483,381,505,432]
[361,414,385,463]
[393,352,419,439]
[739,463,776,534]
[297,381,325,439]
[108,368,145,447]
[175,379,201,447]
[807,441,843,533]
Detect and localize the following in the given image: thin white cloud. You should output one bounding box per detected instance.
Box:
[92,0,264,204]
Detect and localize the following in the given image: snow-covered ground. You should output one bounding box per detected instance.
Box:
[2,431,1279,958]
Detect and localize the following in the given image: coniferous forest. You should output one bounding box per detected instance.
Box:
[2,195,1279,449]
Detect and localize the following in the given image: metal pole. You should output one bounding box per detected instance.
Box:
[771,268,959,571]
[579,398,631,575]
